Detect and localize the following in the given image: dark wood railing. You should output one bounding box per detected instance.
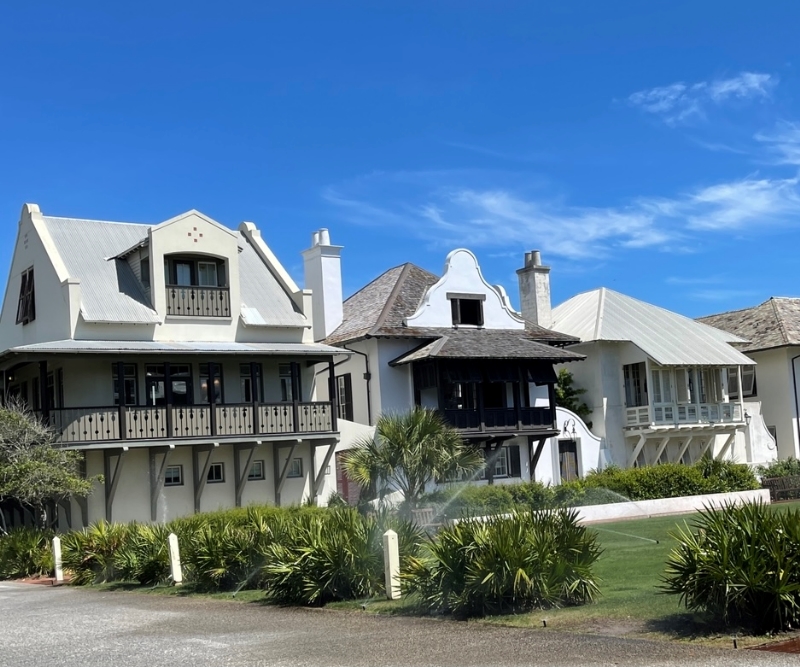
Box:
[165,285,231,317]
[442,406,553,433]
[44,401,335,444]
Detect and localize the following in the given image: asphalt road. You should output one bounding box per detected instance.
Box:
[1,582,798,667]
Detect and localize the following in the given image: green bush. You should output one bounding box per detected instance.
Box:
[663,502,800,633]
[61,521,133,585]
[404,508,601,618]
[0,527,54,580]
[758,457,800,479]
[113,523,173,586]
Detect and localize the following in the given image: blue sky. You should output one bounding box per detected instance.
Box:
[1,2,799,318]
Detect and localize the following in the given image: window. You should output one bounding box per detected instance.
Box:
[112,364,138,406]
[336,374,353,421]
[240,363,263,403]
[199,363,223,403]
[651,368,673,404]
[286,457,303,478]
[165,256,226,287]
[479,447,520,480]
[145,364,193,406]
[450,297,484,326]
[623,363,647,407]
[280,363,299,402]
[248,460,265,481]
[444,380,475,410]
[16,267,35,325]
[482,382,507,409]
[31,377,40,411]
[207,462,224,483]
[164,465,183,486]
[727,367,757,399]
[140,257,150,290]
[675,368,691,404]
[46,370,63,409]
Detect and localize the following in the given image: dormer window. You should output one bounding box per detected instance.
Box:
[165,255,227,288]
[448,293,484,327]
[16,267,35,325]
[164,254,231,317]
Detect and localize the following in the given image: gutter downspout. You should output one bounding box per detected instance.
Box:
[344,343,373,426]
[792,353,800,458]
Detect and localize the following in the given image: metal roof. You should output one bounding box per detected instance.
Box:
[551,288,754,367]
[39,215,306,328]
[2,339,347,357]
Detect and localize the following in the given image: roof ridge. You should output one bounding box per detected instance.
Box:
[43,215,152,227]
[770,297,792,346]
[342,264,407,305]
[594,287,606,339]
[371,263,413,333]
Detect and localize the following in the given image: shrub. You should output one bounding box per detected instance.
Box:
[0,527,54,580]
[113,523,173,586]
[662,502,800,633]
[758,457,800,479]
[61,521,132,585]
[404,508,601,618]
[261,508,413,605]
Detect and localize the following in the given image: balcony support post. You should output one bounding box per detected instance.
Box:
[676,436,694,464]
[234,442,257,507]
[291,362,301,432]
[529,435,548,480]
[38,360,49,424]
[208,362,217,437]
[274,439,300,507]
[313,438,337,499]
[716,432,736,461]
[547,382,557,429]
[698,434,715,460]
[476,382,485,432]
[149,445,173,521]
[164,362,173,438]
[513,373,523,430]
[627,434,647,468]
[250,362,260,434]
[653,436,670,465]
[328,358,338,432]
[192,443,216,513]
[116,361,127,440]
[104,447,127,522]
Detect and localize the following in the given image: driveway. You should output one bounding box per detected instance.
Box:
[0,582,796,667]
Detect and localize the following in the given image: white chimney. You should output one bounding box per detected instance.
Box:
[301,228,343,342]
[516,249,552,328]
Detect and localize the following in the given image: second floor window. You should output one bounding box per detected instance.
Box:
[16,267,35,325]
[336,374,353,421]
[165,256,226,287]
[450,297,484,326]
[240,363,263,402]
[199,363,224,403]
[113,364,139,406]
[623,362,647,407]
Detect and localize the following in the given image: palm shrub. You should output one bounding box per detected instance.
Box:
[61,521,131,585]
[188,522,264,591]
[0,527,54,579]
[758,457,800,479]
[662,502,800,633]
[113,523,173,586]
[404,508,601,618]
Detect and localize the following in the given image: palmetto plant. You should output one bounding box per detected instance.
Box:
[0,527,54,580]
[404,508,602,618]
[61,521,131,585]
[113,523,173,586]
[343,407,484,510]
[662,502,800,633]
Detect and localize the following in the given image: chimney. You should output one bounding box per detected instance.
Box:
[302,228,343,342]
[516,249,552,328]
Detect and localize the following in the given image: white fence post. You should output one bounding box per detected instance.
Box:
[382,529,400,600]
[52,536,64,584]
[168,532,183,586]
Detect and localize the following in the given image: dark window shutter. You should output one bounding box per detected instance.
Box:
[509,445,521,478]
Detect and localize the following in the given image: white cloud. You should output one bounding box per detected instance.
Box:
[755,122,800,165]
[324,171,800,260]
[627,72,776,125]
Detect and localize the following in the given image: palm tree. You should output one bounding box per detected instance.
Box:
[343,407,484,510]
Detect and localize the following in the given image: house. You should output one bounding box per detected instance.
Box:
[303,233,593,498]
[699,298,800,461]
[547,286,777,469]
[0,204,348,530]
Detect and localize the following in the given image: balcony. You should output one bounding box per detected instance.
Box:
[165,285,231,318]
[625,402,743,428]
[45,401,335,445]
[443,406,553,433]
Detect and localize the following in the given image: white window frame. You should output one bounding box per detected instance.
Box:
[207,462,225,484]
[248,460,265,481]
[286,457,303,478]
[164,465,183,487]
[197,261,218,287]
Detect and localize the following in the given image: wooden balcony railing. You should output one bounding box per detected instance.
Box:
[165,285,231,317]
[625,402,743,428]
[44,401,335,444]
[442,406,553,432]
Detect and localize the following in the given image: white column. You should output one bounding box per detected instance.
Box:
[52,536,64,584]
[168,532,183,586]
[382,529,401,600]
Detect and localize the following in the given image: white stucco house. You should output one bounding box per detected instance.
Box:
[303,234,602,501]
[0,204,347,530]
[547,286,777,469]
[699,298,800,461]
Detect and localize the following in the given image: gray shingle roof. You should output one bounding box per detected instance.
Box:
[698,298,800,352]
[552,287,753,366]
[40,215,305,327]
[389,328,585,365]
[325,262,578,346]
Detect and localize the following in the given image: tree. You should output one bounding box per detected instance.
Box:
[554,368,592,426]
[0,402,97,529]
[342,407,484,511]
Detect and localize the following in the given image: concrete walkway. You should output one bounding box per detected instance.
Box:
[0,582,797,667]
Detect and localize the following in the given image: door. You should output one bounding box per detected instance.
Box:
[335,451,361,506]
[558,439,579,482]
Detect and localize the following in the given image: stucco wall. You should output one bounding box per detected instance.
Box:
[749,347,799,459]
